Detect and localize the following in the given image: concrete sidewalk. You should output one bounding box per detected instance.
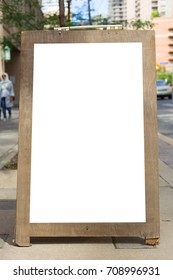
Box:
[0,108,18,169]
[0,108,173,259]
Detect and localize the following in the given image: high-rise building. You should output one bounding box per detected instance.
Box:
[41,0,58,12]
[108,0,127,23]
[108,0,173,22]
[165,0,173,17]
[159,0,167,16]
[157,0,173,17]
[154,17,173,68]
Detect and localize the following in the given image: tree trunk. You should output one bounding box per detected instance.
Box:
[59,0,65,27]
[67,0,71,23]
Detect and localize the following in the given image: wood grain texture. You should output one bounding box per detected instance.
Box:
[15,30,159,246]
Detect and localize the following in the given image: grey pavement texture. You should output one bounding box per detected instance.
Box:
[0,108,173,259]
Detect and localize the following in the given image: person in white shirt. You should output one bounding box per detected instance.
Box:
[0,72,15,121]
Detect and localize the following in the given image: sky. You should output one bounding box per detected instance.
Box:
[73,0,109,16]
[42,0,109,16]
[94,0,108,15]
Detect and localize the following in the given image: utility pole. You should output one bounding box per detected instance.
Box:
[88,0,92,25]
[59,0,65,26]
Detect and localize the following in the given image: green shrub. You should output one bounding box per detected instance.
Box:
[157,72,173,85]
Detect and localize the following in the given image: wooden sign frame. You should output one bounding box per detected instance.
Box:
[16,30,159,246]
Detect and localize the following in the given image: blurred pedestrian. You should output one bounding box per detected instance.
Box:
[0,72,15,121]
[0,76,1,119]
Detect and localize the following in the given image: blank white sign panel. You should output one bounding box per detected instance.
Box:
[30,42,146,223]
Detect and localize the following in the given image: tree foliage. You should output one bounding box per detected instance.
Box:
[130,19,154,30]
[0,0,45,48]
[0,0,43,28]
[0,0,74,47]
[157,71,173,85]
[152,11,160,18]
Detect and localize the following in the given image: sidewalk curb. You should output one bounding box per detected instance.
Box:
[158,133,173,187]
[159,159,173,188]
[158,132,173,146]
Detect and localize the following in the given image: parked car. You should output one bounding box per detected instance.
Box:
[156,80,172,99]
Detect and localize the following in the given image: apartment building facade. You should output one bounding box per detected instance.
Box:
[108,0,172,22]
[108,0,173,72]
[108,0,127,22]
[41,0,58,13]
[154,17,173,70]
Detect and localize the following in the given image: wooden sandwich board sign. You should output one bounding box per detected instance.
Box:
[15,30,159,246]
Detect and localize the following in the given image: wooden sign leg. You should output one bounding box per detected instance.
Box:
[145,238,160,246]
[15,226,31,247]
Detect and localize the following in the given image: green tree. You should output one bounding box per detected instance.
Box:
[0,0,45,48]
[152,11,160,18]
[0,0,73,47]
[130,19,153,30]
[157,71,173,85]
[92,14,110,26]
[44,13,60,30]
